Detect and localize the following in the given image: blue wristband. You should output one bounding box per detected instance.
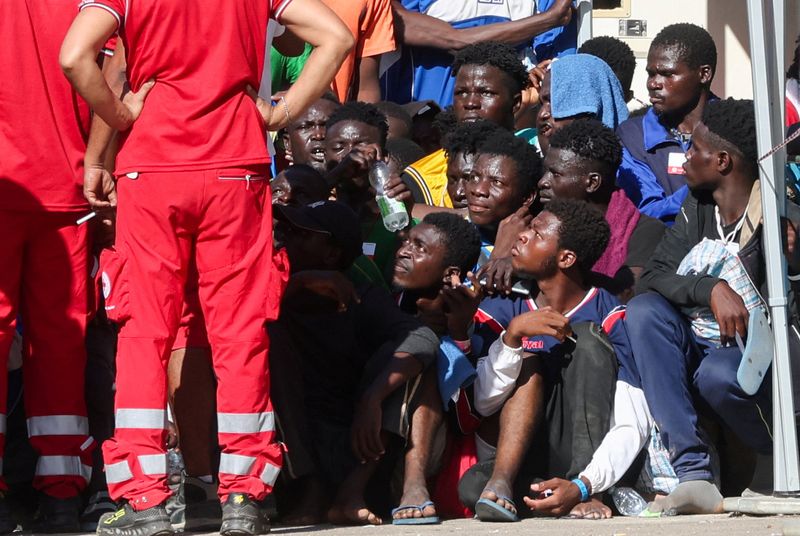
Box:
[571,478,590,502]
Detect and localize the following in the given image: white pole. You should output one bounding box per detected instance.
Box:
[746,0,800,493]
[576,0,593,48]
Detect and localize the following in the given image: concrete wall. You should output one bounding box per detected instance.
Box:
[590,0,800,102]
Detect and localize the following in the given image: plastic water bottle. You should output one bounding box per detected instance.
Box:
[369,161,409,232]
[610,486,648,516]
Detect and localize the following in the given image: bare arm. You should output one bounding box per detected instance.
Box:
[60,9,141,131]
[392,0,572,52]
[267,0,353,129]
[85,42,127,169]
[356,55,382,103]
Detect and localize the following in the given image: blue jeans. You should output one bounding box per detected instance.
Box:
[625,293,772,482]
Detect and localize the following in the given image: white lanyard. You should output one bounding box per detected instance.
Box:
[715,205,746,254]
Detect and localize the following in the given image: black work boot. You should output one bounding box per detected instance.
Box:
[220,493,268,536]
[32,494,81,533]
[96,502,174,536]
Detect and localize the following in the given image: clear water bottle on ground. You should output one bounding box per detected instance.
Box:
[610,486,648,516]
[369,161,409,232]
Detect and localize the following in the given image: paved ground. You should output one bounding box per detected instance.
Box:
[76,514,791,536]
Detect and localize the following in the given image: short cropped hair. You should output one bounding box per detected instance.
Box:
[651,23,717,73]
[326,102,389,146]
[452,41,530,93]
[702,98,757,171]
[579,36,636,95]
[421,212,482,275]
[544,199,610,272]
[476,130,542,197]
[441,120,503,159]
[548,119,623,178]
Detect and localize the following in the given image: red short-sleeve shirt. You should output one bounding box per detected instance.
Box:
[0,1,92,211]
[79,0,292,174]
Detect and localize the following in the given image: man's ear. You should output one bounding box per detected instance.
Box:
[282,131,294,163]
[699,64,714,86]
[585,172,603,194]
[717,150,734,174]
[558,249,578,270]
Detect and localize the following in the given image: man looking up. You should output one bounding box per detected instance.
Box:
[390,212,482,524]
[538,119,664,301]
[616,23,717,224]
[626,99,800,515]
[463,199,622,521]
[60,1,353,534]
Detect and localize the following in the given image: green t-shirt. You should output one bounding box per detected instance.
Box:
[271,43,312,93]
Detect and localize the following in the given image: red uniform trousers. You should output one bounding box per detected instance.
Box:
[102,167,283,510]
[0,210,92,499]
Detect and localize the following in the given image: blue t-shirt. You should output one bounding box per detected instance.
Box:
[474,286,640,387]
[382,0,577,107]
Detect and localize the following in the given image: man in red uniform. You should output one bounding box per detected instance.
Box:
[0,1,98,532]
[60,0,352,534]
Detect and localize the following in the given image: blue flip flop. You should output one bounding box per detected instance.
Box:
[475,496,519,522]
[391,500,440,525]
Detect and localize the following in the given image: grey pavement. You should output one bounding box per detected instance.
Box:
[77,514,794,536]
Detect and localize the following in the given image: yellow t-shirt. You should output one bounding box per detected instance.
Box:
[403,149,452,208]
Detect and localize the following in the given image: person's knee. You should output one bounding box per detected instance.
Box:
[694,352,740,407]
[626,292,674,333]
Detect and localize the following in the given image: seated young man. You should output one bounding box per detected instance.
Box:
[467,128,542,292]
[615,23,718,224]
[625,98,800,515]
[538,119,665,301]
[390,212,483,524]
[269,200,439,525]
[463,199,625,521]
[402,41,539,209]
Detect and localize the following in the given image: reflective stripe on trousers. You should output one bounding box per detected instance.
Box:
[219,453,280,486]
[27,415,89,436]
[36,455,91,482]
[115,409,167,429]
[104,453,167,484]
[217,412,274,434]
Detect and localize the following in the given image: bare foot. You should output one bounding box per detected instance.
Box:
[567,497,612,519]
[327,501,382,526]
[392,484,437,522]
[480,478,516,515]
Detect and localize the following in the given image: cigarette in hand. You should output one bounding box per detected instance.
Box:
[76,211,97,225]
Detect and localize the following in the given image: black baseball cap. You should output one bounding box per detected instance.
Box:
[273,201,362,264]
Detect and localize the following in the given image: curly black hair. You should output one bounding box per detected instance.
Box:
[476,130,543,197]
[452,41,531,93]
[421,212,482,275]
[578,36,636,96]
[320,90,341,104]
[702,98,757,171]
[549,119,623,180]
[375,101,413,134]
[326,102,389,146]
[651,23,717,73]
[441,120,503,159]
[787,34,800,81]
[432,106,457,139]
[544,199,610,272]
[386,138,426,171]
